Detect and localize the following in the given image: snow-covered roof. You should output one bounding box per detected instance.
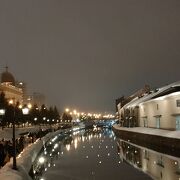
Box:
[123,81,180,109]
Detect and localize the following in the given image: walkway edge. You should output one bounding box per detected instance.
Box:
[112,125,180,157]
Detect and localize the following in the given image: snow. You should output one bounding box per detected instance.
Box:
[0,125,52,140]
[0,127,65,180]
[123,81,180,108]
[113,124,180,139]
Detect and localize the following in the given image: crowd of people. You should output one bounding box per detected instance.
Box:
[0,128,52,168]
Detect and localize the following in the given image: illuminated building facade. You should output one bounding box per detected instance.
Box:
[0,67,23,103]
[117,81,180,130]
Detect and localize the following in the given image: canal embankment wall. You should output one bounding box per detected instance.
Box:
[113,124,180,157]
[0,127,74,180]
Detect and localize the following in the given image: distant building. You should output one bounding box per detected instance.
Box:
[0,67,23,103]
[117,81,180,130]
[31,92,46,108]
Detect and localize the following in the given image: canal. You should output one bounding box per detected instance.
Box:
[30,128,153,180]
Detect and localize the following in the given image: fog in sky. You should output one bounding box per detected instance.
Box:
[0,0,180,112]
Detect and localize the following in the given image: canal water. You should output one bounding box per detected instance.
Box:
[31,128,154,180]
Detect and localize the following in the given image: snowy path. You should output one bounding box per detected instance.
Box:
[0,125,52,140]
[113,124,180,139]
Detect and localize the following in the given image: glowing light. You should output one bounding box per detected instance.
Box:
[27,103,32,109]
[22,107,29,115]
[54,143,58,149]
[0,109,5,115]
[65,108,69,112]
[9,99,13,104]
[39,157,45,164]
[74,139,78,149]
[18,104,22,109]
[66,144,70,151]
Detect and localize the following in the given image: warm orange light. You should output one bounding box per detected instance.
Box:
[27,103,32,109]
[19,104,22,109]
[9,99,14,105]
[73,110,77,115]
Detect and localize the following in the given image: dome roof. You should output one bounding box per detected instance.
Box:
[1,67,15,85]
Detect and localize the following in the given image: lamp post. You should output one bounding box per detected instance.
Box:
[9,99,17,170]
[22,106,30,126]
[0,108,5,130]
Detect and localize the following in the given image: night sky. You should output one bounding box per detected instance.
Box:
[0,0,180,112]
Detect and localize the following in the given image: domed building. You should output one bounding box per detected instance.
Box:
[0,67,23,103]
[1,67,16,85]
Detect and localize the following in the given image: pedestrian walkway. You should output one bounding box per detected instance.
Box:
[113,124,180,139]
[0,125,52,140]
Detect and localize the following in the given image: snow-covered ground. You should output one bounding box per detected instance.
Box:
[113,124,180,139]
[0,125,83,180]
[0,126,64,180]
[0,125,54,140]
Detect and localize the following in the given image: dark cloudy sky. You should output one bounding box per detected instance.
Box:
[0,0,180,112]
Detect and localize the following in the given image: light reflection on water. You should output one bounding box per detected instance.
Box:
[31,128,152,180]
[117,138,180,180]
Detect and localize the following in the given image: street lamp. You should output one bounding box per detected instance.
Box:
[0,108,5,130]
[22,106,30,126]
[8,99,17,170]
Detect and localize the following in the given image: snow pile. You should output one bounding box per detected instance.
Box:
[113,124,180,139]
[0,128,64,180]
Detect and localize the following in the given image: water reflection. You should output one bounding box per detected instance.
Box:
[30,128,151,180]
[117,138,180,180]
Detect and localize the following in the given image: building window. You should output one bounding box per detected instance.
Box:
[143,117,148,127]
[157,155,164,167]
[157,104,159,110]
[144,150,149,160]
[176,100,180,107]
